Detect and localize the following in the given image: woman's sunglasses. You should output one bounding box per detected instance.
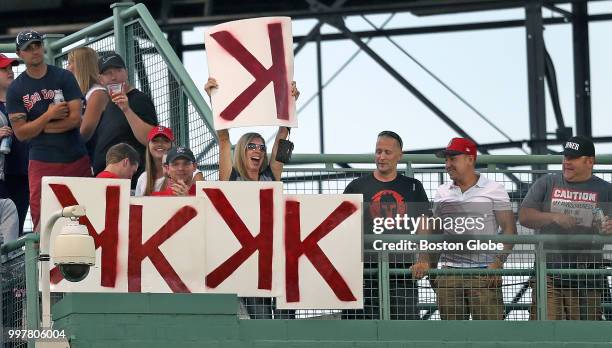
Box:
[246,143,266,151]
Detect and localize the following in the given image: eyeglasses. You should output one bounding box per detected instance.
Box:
[246,143,266,151]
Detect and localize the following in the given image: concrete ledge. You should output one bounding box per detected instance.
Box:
[51,293,612,348]
[53,293,238,319]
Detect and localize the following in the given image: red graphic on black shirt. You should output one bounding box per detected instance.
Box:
[369,190,406,219]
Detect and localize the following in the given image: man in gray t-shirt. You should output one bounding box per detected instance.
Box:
[519,135,612,320]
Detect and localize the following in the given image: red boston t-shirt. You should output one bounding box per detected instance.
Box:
[96,170,120,179]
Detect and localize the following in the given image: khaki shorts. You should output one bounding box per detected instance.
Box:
[435,274,504,320]
[530,277,602,320]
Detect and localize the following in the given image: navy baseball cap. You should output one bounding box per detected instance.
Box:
[98,52,126,73]
[16,30,43,51]
[165,147,196,165]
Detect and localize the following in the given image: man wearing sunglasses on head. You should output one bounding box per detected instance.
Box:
[151,146,197,196]
[341,130,430,320]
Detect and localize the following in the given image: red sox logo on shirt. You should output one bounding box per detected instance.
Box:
[369,189,407,219]
[22,89,57,112]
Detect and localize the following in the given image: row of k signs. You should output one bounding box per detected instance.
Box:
[40,177,363,309]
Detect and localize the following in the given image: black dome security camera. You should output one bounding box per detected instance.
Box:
[51,220,95,283]
[59,264,91,282]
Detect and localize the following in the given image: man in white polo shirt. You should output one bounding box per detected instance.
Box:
[411,137,516,320]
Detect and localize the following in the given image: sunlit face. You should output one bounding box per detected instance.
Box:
[99,66,127,86]
[244,137,266,172]
[17,42,44,67]
[375,136,402,176]
[0,66,14,89]
[166,158,196,183]
[562,155,593,182]
[148,135,172,160]
[445,154,474,182]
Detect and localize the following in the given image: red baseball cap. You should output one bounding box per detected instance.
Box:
[0,54,19,69]
[436,137,477,159]
[147,126,174,142]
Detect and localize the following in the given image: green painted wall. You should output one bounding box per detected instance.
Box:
[52,293,612,348]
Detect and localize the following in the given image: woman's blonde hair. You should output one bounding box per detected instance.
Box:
[234,133,268,180]
[143,146,159,196]
[67,47,100,94]
[143,140,172,196]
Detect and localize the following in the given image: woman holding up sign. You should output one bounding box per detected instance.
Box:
[204,77,299,182]
[205,77,299,319]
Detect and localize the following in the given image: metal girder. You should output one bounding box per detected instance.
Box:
[316,31,325,154]
[525,0,547,156]
[324,16,476,142]
[322,14,526,187]
[543,46,571,140]
[572,1,592,137]
[294,0,348,55]
[543,4,573,18]
[176,14,612,53]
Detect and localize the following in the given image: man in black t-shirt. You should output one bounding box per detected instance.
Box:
[92,52,157,188]
[342,131,429,320]
[7,30,91,231]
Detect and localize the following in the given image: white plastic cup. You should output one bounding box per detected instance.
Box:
[107,83,123,95]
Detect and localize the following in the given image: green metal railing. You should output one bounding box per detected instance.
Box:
[1,234,40,348]
[365,234,612,320]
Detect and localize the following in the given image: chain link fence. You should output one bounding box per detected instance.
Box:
[227,168,612,320]
[1,250,27,348]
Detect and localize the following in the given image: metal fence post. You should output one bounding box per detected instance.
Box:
[179,90,190,147]
[378,252,391,320]
[404,161,414,178]
[535,241,548,320]
[25,234,40,347]
[111,2,134,81]
[43,34,65,66]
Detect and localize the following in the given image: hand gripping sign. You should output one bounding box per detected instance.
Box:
[205,17,297,130]
[40,178,362,309]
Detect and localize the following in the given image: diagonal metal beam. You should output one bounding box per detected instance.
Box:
[294,0,349,55]
[543,46,566,132]
[325,16,475,142]
[324,15,527,187]
[543,4,573,19]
